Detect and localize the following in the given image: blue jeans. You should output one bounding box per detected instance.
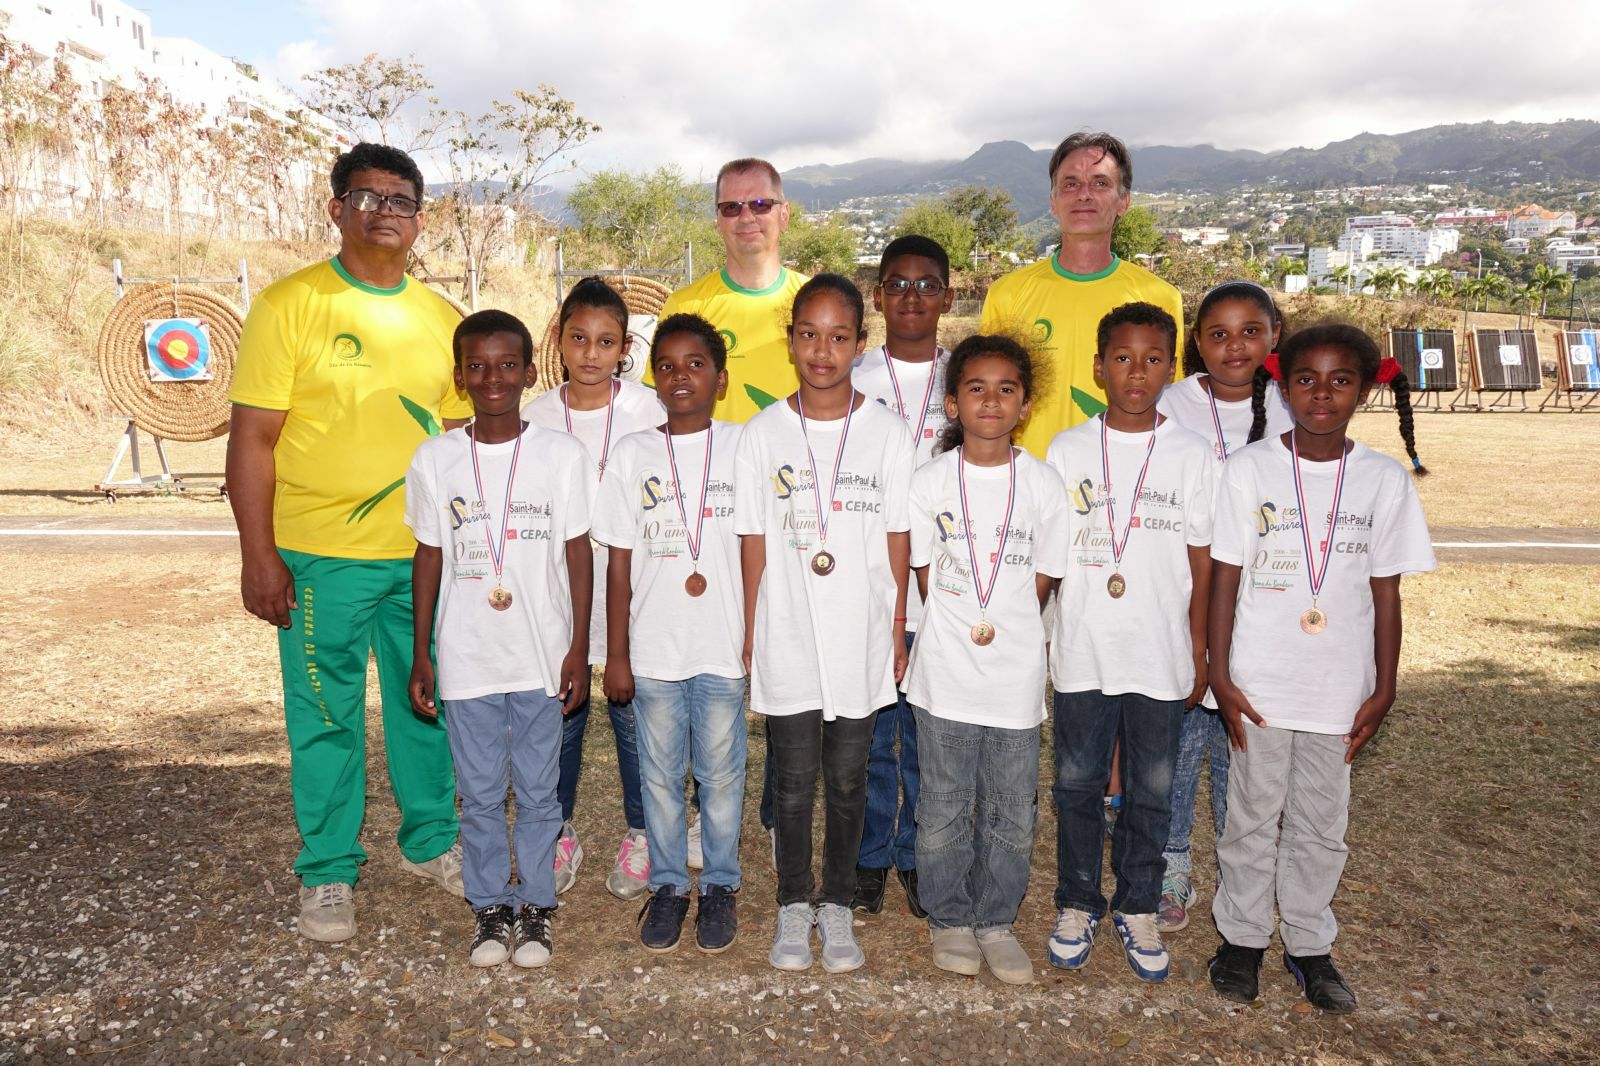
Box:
[442,689,563,910]
[1052,690,1184,915]
[859,632,919,871]
[1164,706,1229,876]
[913,707,1039,931]
[633,674,748,894]
[558,684,645,832]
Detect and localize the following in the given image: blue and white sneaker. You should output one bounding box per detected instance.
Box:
[1112,911,1170,982]
[1046,907,1099,970]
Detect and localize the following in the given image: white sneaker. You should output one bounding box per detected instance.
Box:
[768,902,815,971]
[606,830,651,901]
[1112,911,1170,982]
[929,926,982,976]
[1046,907,1099,970]
[685,815,704,871]
[553,821,583,895]
[976,926,1033,985]
[400,841,465,897]
[815,903,865,973]
[297,883,355,943]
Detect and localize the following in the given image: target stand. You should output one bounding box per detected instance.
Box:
[1385,328,1458,412]
[1539,329,1600,412]
[95,259,249,501]
[1465,329,1541,412]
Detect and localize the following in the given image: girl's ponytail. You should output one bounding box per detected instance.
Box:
[1247,365,1272,444]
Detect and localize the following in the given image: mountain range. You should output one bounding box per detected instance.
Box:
[779,120,1600,221]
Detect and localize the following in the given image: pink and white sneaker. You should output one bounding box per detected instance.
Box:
[553,821,583,895]
[606,830,650,900]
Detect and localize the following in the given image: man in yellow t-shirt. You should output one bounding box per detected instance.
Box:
[226,143,470,944]
[980,132,1184,458]
[658,158,808,423]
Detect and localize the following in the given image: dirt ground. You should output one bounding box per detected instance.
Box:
[2,420,1599,1064]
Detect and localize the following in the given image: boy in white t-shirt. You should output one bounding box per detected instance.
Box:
[593,314,747,956]
[848,234,955,918]
[1045,303,1219,984]
[405,310,594,970]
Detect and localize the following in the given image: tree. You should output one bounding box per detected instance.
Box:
[1528,263,1570,316]
[1414,268,1457,303]
[893,200,976,271]
[1110,204,1164,262]
[943,185,1023,258]
[782,207,857,276]
[1368,266,1409,299]
[300,53,440,151]
[565,166,714,269]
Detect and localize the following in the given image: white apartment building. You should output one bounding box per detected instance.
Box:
[1340,213,1458,267]
[1508,205,1578,240]
[1549,243,1599,275]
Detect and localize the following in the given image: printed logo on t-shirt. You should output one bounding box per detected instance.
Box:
[720,329,738,355]
[1033,318,1054,346]
[331,332,369,367]
[1248,496,1377,590]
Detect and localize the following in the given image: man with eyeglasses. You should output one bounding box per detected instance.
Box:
[227,142,470,944]
[658,158,809,424]
[979,132,1183,458]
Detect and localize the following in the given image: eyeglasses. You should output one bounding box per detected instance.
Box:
[715,198,783,218]
[342,189,420,218]
[879,278,946,296]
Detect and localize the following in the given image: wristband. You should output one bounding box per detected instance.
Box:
[893,616,907,622]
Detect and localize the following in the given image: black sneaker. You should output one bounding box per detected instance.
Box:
[851,866,888,914]
[469,904,514,968]
[637,887,690,954]
[898,868,927,919]
[695,885,738,953]
[512,904,555,968]
[1207,940,1266,1002]
[1284,952,1357,1013]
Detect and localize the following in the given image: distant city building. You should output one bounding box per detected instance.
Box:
[1433,207,1512,229]
[1549,243,1600,275]
[1171,226,1230,247]
[1268,242,1306,258]
[1504,237,1532,255]
[1339,213,1458,267]
[1507,204,1577,240]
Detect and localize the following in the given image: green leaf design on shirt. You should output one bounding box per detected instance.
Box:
[347,394,443,524]
[399,394,443,437]
[745,384,779,410]
[1071,387,1108,418]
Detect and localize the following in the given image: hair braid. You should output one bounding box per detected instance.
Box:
[1247,365,1271,444]
[1389,370,1428,476]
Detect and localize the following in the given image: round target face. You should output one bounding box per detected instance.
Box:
[145,319,212,381]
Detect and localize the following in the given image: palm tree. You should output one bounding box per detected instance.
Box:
[1528,264,1571,317]
[1414,268,1457,303]
[1369,266,1409,299]
[1329,264,1352,293]
[1464,272,1510,312]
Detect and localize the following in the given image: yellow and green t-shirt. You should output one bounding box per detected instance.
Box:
[230,257,472,560]
[979,254,1185,458]
[657,267,808,424]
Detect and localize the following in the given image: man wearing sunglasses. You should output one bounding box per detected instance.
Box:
[228,143,471,944]
[979,131,1183,458]
[657,158,808,423]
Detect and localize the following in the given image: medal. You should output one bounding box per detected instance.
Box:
[1289,431,1348,638]
[664,423,715,600]
[470,422,523,615]
[796,392,857,578]
[1099,414,1158,600]
[563,379,619,481]
[957,444,1016,647]
[881,347,943,447]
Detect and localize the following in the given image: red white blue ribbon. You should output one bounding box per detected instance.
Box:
[470,423,523,586]
[796,392,856,550]
[1099,414,1158,572]
[563,379,619,480]
[882,348,941,445]
[1204,379,1231,460]
[1290,432,1348,604]
[664,424,714,568]
[957,445,1016,616]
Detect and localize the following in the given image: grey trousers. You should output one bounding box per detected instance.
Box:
[1212,723,1351,956]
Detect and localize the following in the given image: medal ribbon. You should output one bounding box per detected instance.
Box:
[1099,414,1158,571]
[663,424,714,569]
[796,392,856,549]
[469,424,523,586]
[883,348,940,445]
[957,446,1016,616]
[1204,379,1231,461]
[563,379,619,480]
[1290,432,1348,604]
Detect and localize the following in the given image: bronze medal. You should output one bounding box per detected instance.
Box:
[489,586,514,611]
[1299,606,1328,635]
[684,572,707,598]
[811,549,836,576]
[1107,572,1127,599]
[970,619,996,646]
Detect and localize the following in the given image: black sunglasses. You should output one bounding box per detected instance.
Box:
[715,198,783,218]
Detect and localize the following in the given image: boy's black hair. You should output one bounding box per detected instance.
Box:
[1096,301,1178,358]
[453,309,533,367]
[651,313,727,372]
[934,334,1035,456]
[790,273,867,340]
[330,143,425,202]
[1184,280,1285,445]
[1278,323,1428,476]
[879,235,951,284]
[558,276,631,335]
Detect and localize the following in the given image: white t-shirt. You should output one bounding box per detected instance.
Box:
[1157,374,1293,463]
[404,424,593,702]
[1046,417,1219,702]
[1210,437,1437,734]
[734,396,915,720]
[904,449,1069,728]
[524,379,666,664]
[592,422,745,682]
[853,345,952,633]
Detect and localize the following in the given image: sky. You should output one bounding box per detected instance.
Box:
[137,0,1600,186]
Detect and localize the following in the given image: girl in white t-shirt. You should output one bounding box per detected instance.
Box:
[904,335,1067,984]
[523,278,666,903]
[1153,280,1293,934]
[1207,323,1434,1014]
[734,275,915,975]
